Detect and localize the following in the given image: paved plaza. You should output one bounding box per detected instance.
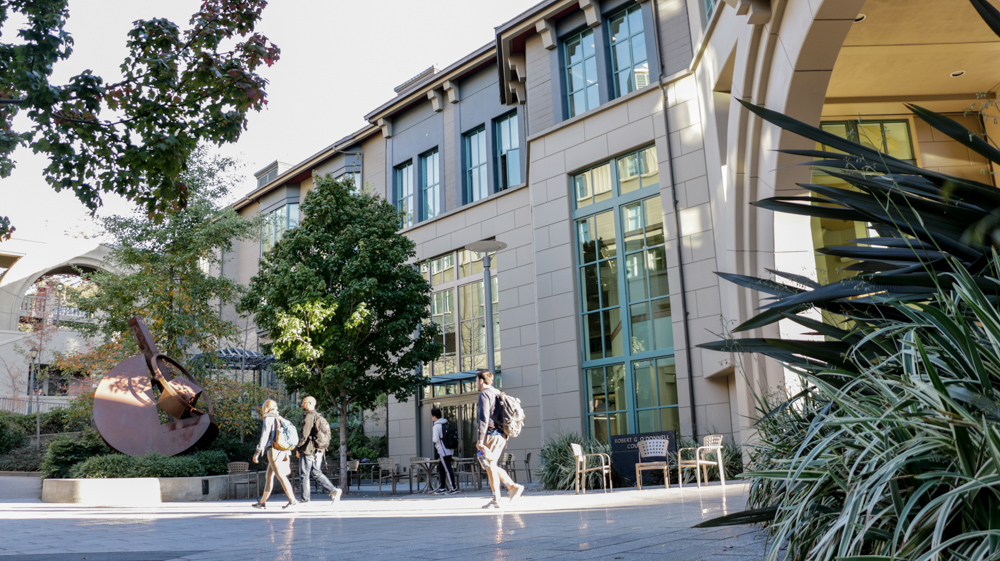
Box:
[0,477,767,561]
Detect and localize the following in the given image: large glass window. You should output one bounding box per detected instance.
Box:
[574,145,675,444]
[564,28,599,118]
[261,203,299,253]
[420,249,501,384]
[609,5,649,98]
[395,161,414,228]
[420,149,440,220]
[494,112,521,190]
[464,127,489,203]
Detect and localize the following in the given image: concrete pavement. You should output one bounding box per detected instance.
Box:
[0,477,766,560]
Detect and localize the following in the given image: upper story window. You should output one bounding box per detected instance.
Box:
[464,126,489,203]
[609,5,649,98]
[261,203,299,254]
[494,112,521,190]
[420,149,441,220]
[564,28,599,118]
[705,0,719,19]
[395,161,414,228]
[335,171,361,193]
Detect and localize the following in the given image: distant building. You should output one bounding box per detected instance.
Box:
[226,0,1000,470]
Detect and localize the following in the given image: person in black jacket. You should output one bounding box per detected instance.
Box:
[476,370,524,509]
[294,396,342,505]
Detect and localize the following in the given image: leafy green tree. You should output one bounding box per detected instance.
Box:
[0,0,280,240]
[75,147,259,360]
[239,175,441,487]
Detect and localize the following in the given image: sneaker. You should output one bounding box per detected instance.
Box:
[251,502,266,510]
[447,489,460,495]
[433,488,447,495]
[482,500,501,509]
[330,489,343,504]
[282,501,298,509]
[507,483,525,504]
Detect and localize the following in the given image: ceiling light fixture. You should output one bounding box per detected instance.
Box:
[950,70,966,78]
[854,14,866,22]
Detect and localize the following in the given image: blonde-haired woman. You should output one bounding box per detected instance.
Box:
[251,399,298,509]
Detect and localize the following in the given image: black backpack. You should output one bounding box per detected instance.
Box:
[441,421,459,450]
[312,413,332,451]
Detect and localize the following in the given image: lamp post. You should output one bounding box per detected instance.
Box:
[464,240,507,375]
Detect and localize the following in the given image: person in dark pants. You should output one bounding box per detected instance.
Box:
[294,396,342,505]
[431,408,458,494]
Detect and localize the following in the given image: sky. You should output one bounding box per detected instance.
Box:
[0,0,541,242]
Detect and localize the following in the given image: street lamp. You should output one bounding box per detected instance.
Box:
[464,240,507,375]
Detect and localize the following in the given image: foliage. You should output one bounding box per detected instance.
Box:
[0,0,280,240]
[63,389,96,433]
[73,148,260,359]
[70,450,229,478]
[201,379,276,442]
[349,434,387,463]
[238,175,441,485]
[0,444,45,472]
[204,432,259,467]
[0,417,27,455]
[696,4,1000,557]
[538,433,613,491]
[673,437,743,485]
[0,407,86,435]
[40,431,110,479]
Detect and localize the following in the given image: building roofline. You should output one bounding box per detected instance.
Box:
[232,123,377,212]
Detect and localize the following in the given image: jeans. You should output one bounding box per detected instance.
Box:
[299,452,336,502]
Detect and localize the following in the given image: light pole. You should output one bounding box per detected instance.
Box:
[464,240,507,375]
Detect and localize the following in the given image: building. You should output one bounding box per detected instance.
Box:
[227,0,1000,470]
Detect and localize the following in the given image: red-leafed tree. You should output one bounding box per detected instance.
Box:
[0,0,280,240]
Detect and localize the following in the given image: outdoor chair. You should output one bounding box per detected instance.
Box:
[570,442,612,494]
[345,460,361,491]
[228,461,258,500]
[677,434,725,489]
[408,456,435,493]
[635,438,670,490]
[376,457,405,495]
[523,452,533,483]
[455,457,481,490]
[501,452,518,483]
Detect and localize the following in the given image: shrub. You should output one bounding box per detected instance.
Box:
[0,444,44,471]
[185,450,229,476]
[207,432,259,466]
[0,408,77,435]
[69,453,136,478]
[40,432,111,479]
[0,418,27,455]
[538,433,613,491]
[133,454,205,478]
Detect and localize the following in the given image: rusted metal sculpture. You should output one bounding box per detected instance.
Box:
[93,317,217,456]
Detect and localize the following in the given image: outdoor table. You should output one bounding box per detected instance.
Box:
[409,459,439,494]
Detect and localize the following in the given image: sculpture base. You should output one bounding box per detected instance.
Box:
[41,474,233,504]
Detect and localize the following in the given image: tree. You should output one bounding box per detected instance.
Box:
[238,175,441,488]
[0,0,280,241]
[74,146,259,360]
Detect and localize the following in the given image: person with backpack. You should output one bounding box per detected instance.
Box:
[294,396,342,505]
[431,407,459,495]
[475,370,524,509]
[251,399,298,510]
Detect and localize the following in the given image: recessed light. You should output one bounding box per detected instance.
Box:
[854,14,866,22]
[950,70,966,78]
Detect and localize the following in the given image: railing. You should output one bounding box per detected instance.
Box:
[19,295,92,321]
[0,396,66,415]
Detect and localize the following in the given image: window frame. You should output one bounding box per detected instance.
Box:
[395,161,414,228]
[463,126,489,204]
[419,148,441,221]
[607,4,650,99]
[260,203,300,254]
[572,145,676,445]
[563,27,600,119]
[494,111,521,190]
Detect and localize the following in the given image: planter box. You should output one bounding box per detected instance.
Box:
[42,474,232,505]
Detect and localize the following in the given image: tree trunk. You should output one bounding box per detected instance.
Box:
[339,395,348,494]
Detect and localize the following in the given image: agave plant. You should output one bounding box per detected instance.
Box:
[694,2,1000,558]
[537,433,614,491]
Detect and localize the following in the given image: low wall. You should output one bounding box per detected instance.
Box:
[42,474,236,505]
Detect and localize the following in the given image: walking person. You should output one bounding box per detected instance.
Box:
[476,370,524,509]
[251,399,298,509]
[295,396,342,505]
[431,408,459,495]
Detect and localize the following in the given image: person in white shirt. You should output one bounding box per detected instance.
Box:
[431,407,458,494]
